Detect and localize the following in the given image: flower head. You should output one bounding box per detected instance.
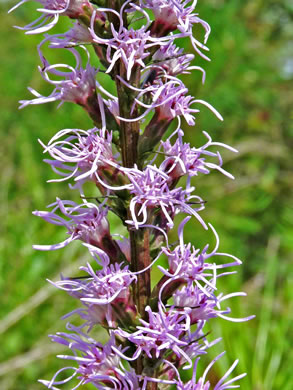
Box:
[53,262,136,306]
[173,284,219,323]
[46,21,94,48]
[124,165,206,229]
[40,325,140,389]
[156,218,242,304]
[114,305,198,368]
[129,79,222,126]
[154,81,197,125]
[173,353,246,390]
[19,60,98,108]
[141,0,210,59]
[40,127,114,183]
[151,43,195,76]
[90,11,160,80]
[9,0,94,35]
[33,199,109,250]
[160,131,237,181]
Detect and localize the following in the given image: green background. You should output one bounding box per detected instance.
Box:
[1,0,293,389]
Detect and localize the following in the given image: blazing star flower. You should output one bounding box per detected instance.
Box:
[46,21,94,48]
[141,42,203,87]
[117,79,190,124]
[9,0,94,35]
[90,19,159,80]
[173,284,223,323]
[158,218,254,323]
[124,165,206,229]
[140,0,210,58]
[155,217,242,304]
[123,79,223,126]
[113,304,197,368]
[88,1,167,80]
[168,352,247,390]
[52,245,137,329]
[14,0,253,386]
[151,43,196,76]
[150,82,223,125]
[51,261,136,305]
[40,324,140,389]
[19,60,98,108]
[39,127,115,183]
[142,41,205,86]
[156,87,200,125]
[33,199,109,250]
[63,303,113,331]
[160,131,238,181]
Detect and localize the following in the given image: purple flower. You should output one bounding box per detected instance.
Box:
[158,218,254,323]
[40,324,140,389]
[33,199,109,250]
[90,8,161,80]
[46,21,94,48]
[151,43,197,76]
[19,53,98,108]
[113,304,196,368]
[160,131,237,181]
[52,262,136,306]
[13,0,254,385]
[170,352,246,390]
[39,127,114,183]
[152,81,199,125]
[159,217,242,282]
[63,304,113,331]
[50,255,137,330]
[124,79,223,126]
[9,0,94,35]
[124,165,206,229]
[154,217,240,303]
[140,0,210,59]
[141,41,205,88]
[173,284,222,323]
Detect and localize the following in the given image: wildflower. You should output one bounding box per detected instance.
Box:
[160,131,237,181]
[13,0,253,387]
[39,127,115,183]
[173,284,223,323]
[140,0,210,59]
[113,305,195,368]
[40,325,140,389]
[151,43,196,76]
[33,199,109,250]
[124,165,206,229]
[46,21,94,48]
[52,243,137,330]
[156,218,242,303]
[9,0,94,35]
[123,79,223,127]
[19,60,98,108]
[52,262,136,305]
[90,19,160,80]
[170,353,247,390]
[153,81,199,125]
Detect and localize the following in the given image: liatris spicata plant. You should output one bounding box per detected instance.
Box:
[10,0,254,388]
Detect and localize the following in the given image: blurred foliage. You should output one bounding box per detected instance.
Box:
[0,0,293,389]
